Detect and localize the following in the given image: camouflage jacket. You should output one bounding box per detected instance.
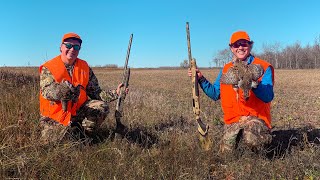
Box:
[40,64,118,103]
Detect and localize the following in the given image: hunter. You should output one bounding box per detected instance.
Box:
[39,32,127,144]
[188,31,274,152]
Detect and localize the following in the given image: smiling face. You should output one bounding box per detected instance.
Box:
[60,38,81,65]
[230,39,253,61]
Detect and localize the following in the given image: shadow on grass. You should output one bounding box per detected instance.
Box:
[82,123,160,149]
[60,116,190,149]
[153,115,190,132]
[114,122,160,149]
[91,116,190,148]
[265,127,320,159]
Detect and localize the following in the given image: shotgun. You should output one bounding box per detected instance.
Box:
[115,34,133,133]
[186,22,211,150]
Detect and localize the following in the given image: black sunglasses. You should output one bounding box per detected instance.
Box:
[63,43,81,51]
[231,41,251,48]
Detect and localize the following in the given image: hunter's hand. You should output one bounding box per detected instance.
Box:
[116,83,129,96]
[188,68,203,78]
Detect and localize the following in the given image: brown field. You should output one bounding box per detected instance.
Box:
[1,67,320,179]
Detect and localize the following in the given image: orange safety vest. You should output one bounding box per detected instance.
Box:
[220,57,274,129]
[39,55,89,126]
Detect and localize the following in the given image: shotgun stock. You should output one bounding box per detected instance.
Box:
[186,22,211,150]
[115,34,133,133]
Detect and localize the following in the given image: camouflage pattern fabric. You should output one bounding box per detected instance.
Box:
[39,116,68,144]
[71,100,109,132]
[220,116,272,153]
[40,99,109,144]
[40,66,62,101]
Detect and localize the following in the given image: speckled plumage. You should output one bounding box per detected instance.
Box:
[220,58,264,100]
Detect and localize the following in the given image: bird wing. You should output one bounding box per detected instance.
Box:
[220,67,239,85]
[249,64,264,81]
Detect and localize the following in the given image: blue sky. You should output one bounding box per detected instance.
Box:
[0,0,320,68]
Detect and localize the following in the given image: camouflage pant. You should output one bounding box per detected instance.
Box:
[220,116,272,153]
[40,100,109,144]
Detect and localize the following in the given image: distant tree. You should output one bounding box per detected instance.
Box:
[303,44,314,69]
[212,57,219,67]
[261,42,282,69]
[292,42,302,69]
[213,48,233,67]
[180,59,189,68]
[103,64,118,68]
[313,35,320,68]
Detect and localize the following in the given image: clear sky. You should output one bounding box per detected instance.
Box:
[1,0,320,68]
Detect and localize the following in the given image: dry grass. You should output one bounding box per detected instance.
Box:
[0,67,319,179]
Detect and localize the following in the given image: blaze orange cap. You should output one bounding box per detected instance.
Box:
[230,31,251,45]
[62,32,82,44]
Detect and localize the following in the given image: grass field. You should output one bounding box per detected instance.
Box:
[1,67,320,179]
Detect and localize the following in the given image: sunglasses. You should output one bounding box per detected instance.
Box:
[231,41,251,48]
[63,43,81,51]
